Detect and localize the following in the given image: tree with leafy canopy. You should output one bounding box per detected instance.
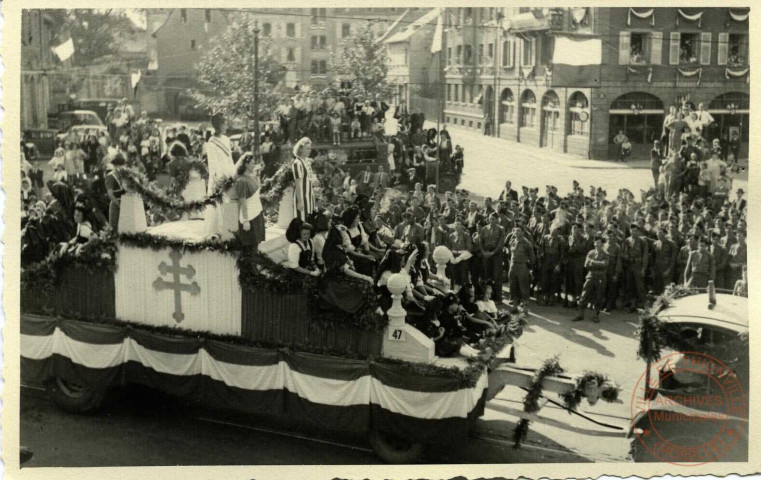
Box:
[330,22,394,99]
[45,9,139,66]
[193,13,287,122]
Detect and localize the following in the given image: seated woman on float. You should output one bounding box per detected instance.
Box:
[58,204,94,256]
[285,221,322,277]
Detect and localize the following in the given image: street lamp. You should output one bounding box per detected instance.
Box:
[630,103,643,115]
[727,103,738,115]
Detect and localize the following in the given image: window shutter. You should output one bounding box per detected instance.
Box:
[717,32,729,65]
[295,47,301,64]
[296,23,301,38]
[700,32,712,65]
[669,32,681,65]
[336,22,341,39]
[618,31,631,65]
[650,31,663,65]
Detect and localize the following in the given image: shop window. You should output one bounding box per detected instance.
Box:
[569,91,590,136]
[500,88,515,124]
[520,90,537,128]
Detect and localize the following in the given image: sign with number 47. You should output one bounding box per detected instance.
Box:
[388,328,406,342]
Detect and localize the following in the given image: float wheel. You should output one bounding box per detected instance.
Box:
[369,428,424,464]
[45,374,106,414]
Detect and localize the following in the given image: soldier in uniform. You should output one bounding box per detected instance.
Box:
[623,223,649,312]
[564,223,587,308]
[538,225,567,306]
[651,227,677,295]
[603,226,623,312]
[479,212,506,301]
[675,234,697,285]
[574,235,609,323]
[507,226,536,308]
[727,229,747,288]
[709,230,730,290]
[685,236,715,288]
[448,215,473,290]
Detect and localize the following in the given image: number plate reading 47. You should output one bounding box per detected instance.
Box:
[388,328,406,342]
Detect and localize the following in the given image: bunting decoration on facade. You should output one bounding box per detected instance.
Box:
[627,66,653,83]
[677,9,703,28]
[628,8,655,27]
[725,67,750,83]
[677,66,703,86]
[729,9,750,22]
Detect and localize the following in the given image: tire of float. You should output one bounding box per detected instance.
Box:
[368,428,424,464]
[44,375,107,414]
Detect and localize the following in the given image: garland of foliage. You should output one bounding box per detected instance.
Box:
[118,167,235,214]
[167,158,210,197]
[258,162,294,211]
[20,232,118,295]
[117,231,242,256]
[513,357,564,448]
[512,356,620,448]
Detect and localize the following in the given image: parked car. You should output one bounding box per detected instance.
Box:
[70,99,121,124]
[629,290,748,463]
[53,110,104,132]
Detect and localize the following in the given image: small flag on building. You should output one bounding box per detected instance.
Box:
[550,35,602,87]
[431,11,443,54]
[52,38,75,62]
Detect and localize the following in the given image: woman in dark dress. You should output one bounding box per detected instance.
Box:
[105,154,126,232]
[318,225,377,315]
[434,293,483,358]
[341,205,376,276]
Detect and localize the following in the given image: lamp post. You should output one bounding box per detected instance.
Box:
[630,103,642,116]
[728,103,738,116]
[253,20,261,159]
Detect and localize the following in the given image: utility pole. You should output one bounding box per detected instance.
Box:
[253,20,261,159]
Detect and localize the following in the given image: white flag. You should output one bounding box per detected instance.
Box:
[52,38,75,62]
[131,70,142,90]
[431,12,443,53]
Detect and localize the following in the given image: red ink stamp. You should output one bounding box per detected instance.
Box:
[630,351,748,465]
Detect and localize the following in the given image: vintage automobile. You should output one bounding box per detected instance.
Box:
[629,287,749,463]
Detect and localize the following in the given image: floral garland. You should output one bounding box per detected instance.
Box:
[259,162,294,211]
[513,356,620,448]
[117,231,242,256]
[167,157,209,197]
[118,167,235,214]
[513,357,564,448]
[20,232,118,295]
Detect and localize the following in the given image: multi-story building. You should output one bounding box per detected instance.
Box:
[144,8,401,116]
[21,10,55,130]
[443,7,749,160]
[383,8,441,109]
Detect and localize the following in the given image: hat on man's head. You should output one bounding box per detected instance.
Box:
[737,188,745,194]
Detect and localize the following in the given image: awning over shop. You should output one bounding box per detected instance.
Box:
[507,12,550,33]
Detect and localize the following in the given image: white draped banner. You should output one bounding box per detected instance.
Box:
[726,67,750,83]
[628,8,655,26]
[114,245,242,335]
[21,327,488,421]
[677,9,703,27]
[729,9,750,22]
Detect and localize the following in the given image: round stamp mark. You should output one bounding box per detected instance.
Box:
[630,351,747,465]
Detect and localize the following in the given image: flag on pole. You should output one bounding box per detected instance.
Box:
[431,12,443,53]
[52,38,75,62]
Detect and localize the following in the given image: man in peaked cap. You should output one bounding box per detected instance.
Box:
[574,235,608,323]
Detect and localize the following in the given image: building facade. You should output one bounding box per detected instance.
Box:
[384,9,440,109]
[442,7,749,160]
[21,10,55,130]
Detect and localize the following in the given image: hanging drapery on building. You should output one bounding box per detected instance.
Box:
[725,67,750,83]
[677,9,703,28]
[627,66,653,84]
[677,66,703,86]
[729,9,750,22]
[550,35,602,87]
[628,8,655,27]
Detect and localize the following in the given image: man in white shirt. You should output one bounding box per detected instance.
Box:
[704,149,727,193]
[694,103,714,139]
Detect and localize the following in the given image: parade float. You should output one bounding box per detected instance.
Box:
[20,147,617,463]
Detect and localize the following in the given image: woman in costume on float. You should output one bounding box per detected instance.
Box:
[338,205,377,277]
[285,221,322,277]
[317,222,376,315]
[233,152,266,252]
[204,112,236,237]
[291,137,316,222]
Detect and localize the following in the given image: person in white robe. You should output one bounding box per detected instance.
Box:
[204,113,236,238]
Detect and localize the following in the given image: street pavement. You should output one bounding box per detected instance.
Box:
[427,122,748,200]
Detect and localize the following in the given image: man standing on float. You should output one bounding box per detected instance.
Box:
[291,136,316,221]
[204,112,236,236]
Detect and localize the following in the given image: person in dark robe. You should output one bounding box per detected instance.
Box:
[318,224,377,314]
[105,154,126,232]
